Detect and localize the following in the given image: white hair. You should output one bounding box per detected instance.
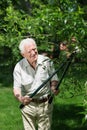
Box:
[19,38,37,53]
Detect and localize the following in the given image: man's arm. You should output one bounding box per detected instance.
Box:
[13,87,23,102]
[13,87,32,105]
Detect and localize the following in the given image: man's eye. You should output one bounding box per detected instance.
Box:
[27,48,37,53]
[27,51,31,53]
[33,48,36,51]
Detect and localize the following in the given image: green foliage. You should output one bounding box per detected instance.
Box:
[0,0,87,66]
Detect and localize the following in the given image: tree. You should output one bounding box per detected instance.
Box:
[0,0,87,66]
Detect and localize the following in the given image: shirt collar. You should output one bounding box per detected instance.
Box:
[23,54,49,68]
[23,58,30,67]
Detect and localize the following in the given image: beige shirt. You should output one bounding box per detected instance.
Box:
[13,55,58,99]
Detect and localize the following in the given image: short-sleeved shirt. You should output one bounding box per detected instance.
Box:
[13,54,58,99]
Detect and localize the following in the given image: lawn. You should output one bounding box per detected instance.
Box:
[0,87,87,130]
[0,87,23,130]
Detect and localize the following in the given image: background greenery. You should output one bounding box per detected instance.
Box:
[0,0,87,129]
[0,0,87,66]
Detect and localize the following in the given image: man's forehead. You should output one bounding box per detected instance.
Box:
[25,43,36,49]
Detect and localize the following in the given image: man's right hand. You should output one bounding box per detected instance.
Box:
[21,95,32,105]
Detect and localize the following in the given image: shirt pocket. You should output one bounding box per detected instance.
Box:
[21,75,33,92]
[39,69,49,81]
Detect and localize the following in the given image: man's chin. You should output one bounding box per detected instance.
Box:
[32,57,37,62]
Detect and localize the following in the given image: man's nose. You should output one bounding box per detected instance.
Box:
[32,49,36,54]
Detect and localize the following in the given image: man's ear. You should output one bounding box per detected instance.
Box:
[21,53,25,57]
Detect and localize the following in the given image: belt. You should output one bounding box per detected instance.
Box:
[32,95,50,103]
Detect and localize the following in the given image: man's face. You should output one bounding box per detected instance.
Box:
[23,43,38,64]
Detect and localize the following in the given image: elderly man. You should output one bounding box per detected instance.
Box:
[13,38,59,130]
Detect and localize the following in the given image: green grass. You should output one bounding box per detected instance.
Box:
[0,87,24,130]
[0,87,87,130]
[52,95,86,130]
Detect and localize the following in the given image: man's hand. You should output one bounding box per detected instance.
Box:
[15,94,32,105]
[51,86,60,95]
[13,88,32,105]
[50,80,59,95]
[21,96,32,105]
[52,89,60,95]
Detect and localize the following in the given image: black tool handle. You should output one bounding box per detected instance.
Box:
[48,52,75,104]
